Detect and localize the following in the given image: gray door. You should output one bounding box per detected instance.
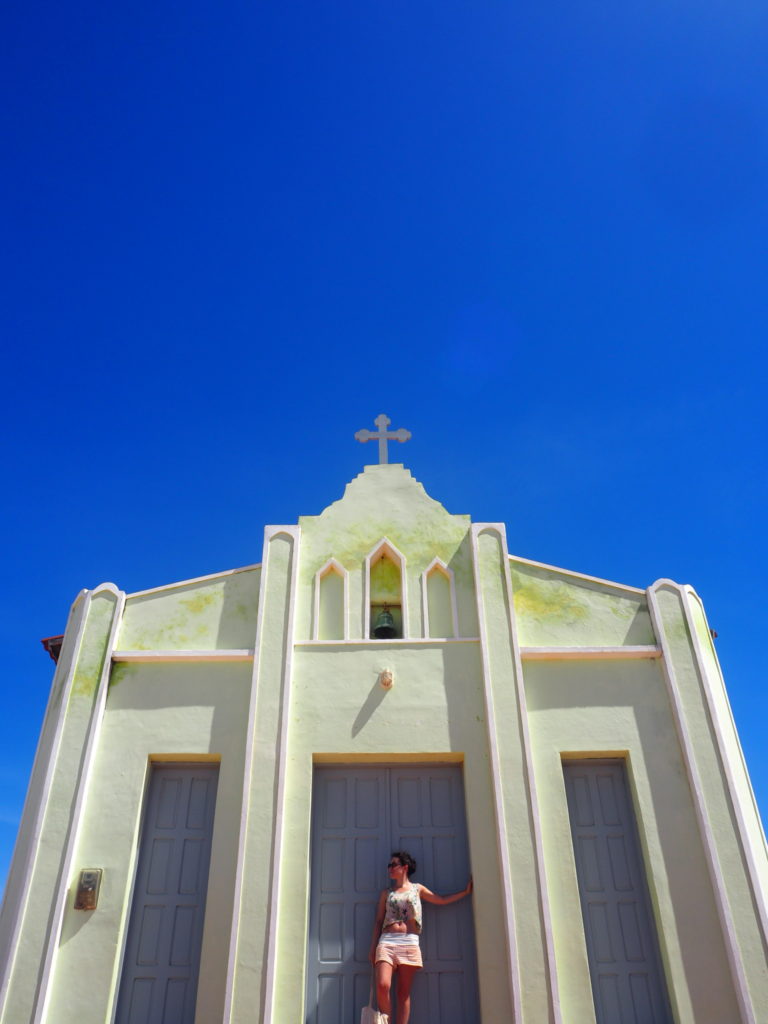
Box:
[306,765,479,1024]
[115,764,219,1024]
[564,760,673,1024]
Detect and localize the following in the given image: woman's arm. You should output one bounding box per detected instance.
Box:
[418,877,473,906]
[369,890,387,963]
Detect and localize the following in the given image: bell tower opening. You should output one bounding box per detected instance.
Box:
[366,539,406,639]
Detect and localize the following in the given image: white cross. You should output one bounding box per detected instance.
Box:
[354,414,411,465]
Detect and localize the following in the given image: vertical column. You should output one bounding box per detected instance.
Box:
[0,583,123,1024]
[649,580,766,1022]
[471,524,561,1024]
[225,526,300,1024]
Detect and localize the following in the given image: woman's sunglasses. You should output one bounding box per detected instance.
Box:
[387,861,402,869]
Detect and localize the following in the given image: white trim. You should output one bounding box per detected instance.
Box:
[496,529,564,1023]
[312,558,349,642]
[262,526,301,1024]
[106,757,154,1024]
[112,640,485,659]
[222,527,301,1024]
[509,554,645,595]
[295,637,480,647]
[648,581,756,1024]
[113,649,254,663]
[470,525,523,1022]
[223,535,272,1022]
[0,590,90,1021]
[520,645,661,661]
[33,583,126,1024]
[125,562,261,599]
[363,538,408,640]
[421,557,460,639]
[680,586,768,950]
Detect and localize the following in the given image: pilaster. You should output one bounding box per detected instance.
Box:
[225,526,300,1024]
[649,580,766,1022]
[0,584,123,1024]
[471,524,561,1023]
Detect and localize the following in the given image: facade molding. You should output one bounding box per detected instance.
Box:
[509,554,645,594]
[680,586,768,950]
[0,590,91,1021]
[33,584,126,1024]
[648,580,756,1024]
[471,524,523,1023]
[520,645,661,661]
[113,649,254,662]
[125,563,262,599]
[496,529,564,1024]
[222,532,275,1022]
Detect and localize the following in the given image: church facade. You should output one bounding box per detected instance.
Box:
[1,431,766,1023]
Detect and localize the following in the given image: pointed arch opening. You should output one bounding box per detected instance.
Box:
[422,558,459,638]
[313,559,348,641]
[364,539,407,639]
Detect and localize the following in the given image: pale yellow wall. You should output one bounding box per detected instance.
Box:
[119,567,260,651]
[525,657,740,1024]
[274,642,511,1022]
[511,560,654,647]
[44,662,251,1024]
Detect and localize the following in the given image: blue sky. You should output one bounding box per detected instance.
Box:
[2,0,766,888]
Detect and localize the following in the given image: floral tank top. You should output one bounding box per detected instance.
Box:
[382,883,423,934]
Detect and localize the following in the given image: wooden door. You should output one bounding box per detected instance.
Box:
[564,760,673,1024]
[306,765,479,1024]
[115,764,219,1024]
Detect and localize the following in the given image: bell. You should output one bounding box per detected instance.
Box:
[373,607,397,639]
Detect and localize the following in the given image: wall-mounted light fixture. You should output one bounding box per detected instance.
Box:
[74,869,102,911]
[379,669,394,690]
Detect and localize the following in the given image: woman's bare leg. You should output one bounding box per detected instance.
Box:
[375,962,393,1015]
[395,965,419,1024]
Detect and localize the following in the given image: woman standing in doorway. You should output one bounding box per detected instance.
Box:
[369,851,472,1024]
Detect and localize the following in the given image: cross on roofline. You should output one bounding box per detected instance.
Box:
[354,414,411,465]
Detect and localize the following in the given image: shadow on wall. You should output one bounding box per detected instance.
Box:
[217,568,261,648]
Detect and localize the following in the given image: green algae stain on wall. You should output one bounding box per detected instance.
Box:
[513,575,590,624]
[296,466,475,640]
[298,465,472,579]
[180,592,217,614]
[511,563,655,647]
[108,663,137,689]
[71,592,119,698]
[119,568,260,651]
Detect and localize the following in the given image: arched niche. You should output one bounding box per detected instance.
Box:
[422,558,459,638]
[364,539,407,639]
[313,559,348,641]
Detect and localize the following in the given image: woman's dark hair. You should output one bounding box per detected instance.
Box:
[391,850,417,877]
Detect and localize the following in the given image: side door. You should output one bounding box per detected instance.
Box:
[564,760,673,1024]
[115,764,219,1024]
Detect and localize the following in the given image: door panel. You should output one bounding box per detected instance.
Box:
[116,764,218,1024]
[564,760,672,1024]
[306,765,479,1024]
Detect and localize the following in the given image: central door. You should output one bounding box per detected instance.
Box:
[306,764,479,1024]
